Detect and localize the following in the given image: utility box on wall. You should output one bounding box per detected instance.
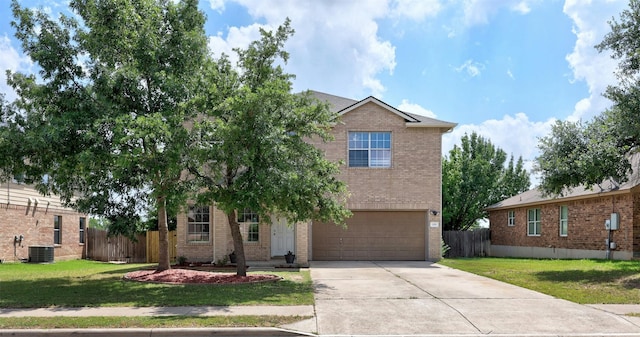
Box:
[610,213,619,230]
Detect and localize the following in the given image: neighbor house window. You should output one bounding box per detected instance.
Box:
[187,206,210,242]
[559,205,568,237]
[348,131,391,168]
[79,217,86,244]
[527,208,541,236]
[507,210,515,226]
[54,215,62,245]
[237,209,259,242]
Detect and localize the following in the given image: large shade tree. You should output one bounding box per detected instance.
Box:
[536,0,640,195]
[188,19,351,276]
[443,132,530,231]
[2,0,209,270]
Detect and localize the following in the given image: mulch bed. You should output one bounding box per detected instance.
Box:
[123,268,281,285]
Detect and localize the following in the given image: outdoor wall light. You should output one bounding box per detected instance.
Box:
[430,210,439,216]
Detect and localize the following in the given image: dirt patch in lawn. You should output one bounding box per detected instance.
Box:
[124,268,281,285]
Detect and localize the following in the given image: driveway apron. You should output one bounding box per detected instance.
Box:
[310,261,640,336]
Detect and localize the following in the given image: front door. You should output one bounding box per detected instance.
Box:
[271,218,295,256]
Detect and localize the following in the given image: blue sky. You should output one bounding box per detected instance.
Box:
[0,0,629,184]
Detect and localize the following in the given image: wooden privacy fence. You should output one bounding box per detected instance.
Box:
[443,228,491,258]
[146,230,177,263]
[86,227,146,263]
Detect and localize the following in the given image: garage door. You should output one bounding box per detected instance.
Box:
[312,211,426,260]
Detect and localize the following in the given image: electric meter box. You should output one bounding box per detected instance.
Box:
[610,213,619,230]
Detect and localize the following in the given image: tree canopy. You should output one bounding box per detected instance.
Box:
[188,19,351,276]
[443,132,530,231]
[535,0,640,195]
[2,0,209,270]
[1,1,350,276]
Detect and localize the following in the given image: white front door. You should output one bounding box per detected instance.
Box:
[271,218,295,256]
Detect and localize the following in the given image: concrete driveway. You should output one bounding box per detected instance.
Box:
[306,261,640,336]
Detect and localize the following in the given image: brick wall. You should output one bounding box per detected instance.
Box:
[1,204,86,262]
[311,102,443,211]
[176,206,309,264]
[490,192,636,254]
[310,102,444,260]
[176,101,445,263]
[633,190,640,256]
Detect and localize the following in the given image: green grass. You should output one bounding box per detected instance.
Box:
[0,260,314,308]
[438,257,640,304]
[0,315,311,329]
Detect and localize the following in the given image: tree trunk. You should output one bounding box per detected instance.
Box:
[156,196,171,271]
[226,211,247,276]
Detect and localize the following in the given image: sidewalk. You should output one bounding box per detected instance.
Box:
[0,306,317,337]
[0,305,314,317]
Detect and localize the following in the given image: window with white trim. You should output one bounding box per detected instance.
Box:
[507,210,515,226]
[237,209,259,242]
[348,131,391,168]
[559,205,568,237]
[527,208,541,236]
[187,206,210,242]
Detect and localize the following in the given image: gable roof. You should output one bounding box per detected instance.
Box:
[487,155,640,210]
[309,90,457,132]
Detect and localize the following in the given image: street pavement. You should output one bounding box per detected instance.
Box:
[3,261,640,336]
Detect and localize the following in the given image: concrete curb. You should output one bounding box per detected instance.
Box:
[0,327,314,336]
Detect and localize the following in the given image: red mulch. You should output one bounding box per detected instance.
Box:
[124,268,281,285]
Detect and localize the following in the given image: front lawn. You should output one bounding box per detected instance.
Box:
[0,260,314,308]
[439,257,640,304]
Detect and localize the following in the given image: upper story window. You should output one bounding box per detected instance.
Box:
[187,206,210,243]
[507,210,515,226]
[348,131,391,168]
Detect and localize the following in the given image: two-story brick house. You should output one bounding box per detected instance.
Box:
[0,181,88,262]
[175,91,456,265]
[487,158,640,260]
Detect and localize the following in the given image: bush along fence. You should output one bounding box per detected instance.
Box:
[442,228,490,258]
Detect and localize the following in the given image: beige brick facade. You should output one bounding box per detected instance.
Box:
[310,101,446,261]
[489,188,640,260]
[176,93,454,264]
[0,183,87,262]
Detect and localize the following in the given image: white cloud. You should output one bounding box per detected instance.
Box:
[391,0,442,21]
[205,0,397,98]
[462,0,534,27]
[397,99,437,118]
[443,113,556,186]
[563,0,627,122]
[208,23,266,65]
[511,1,531,14]
[455,59,484,77]
[0,34,33,102]
[507,69,514,80]
[209,0,225,12]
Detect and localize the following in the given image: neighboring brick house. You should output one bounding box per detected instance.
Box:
[487,164,640,260]
[0,181,88,262]
[176,91,456,265]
